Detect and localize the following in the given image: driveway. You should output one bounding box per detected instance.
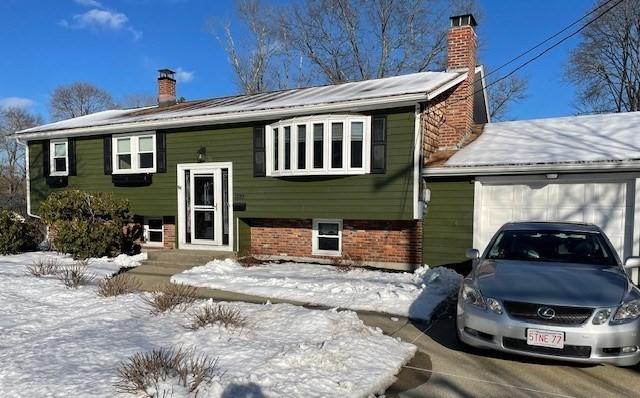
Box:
[360,315,640,398]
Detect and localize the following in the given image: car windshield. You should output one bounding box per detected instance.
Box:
[486,229,617,266]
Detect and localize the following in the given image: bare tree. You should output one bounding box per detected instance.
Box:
[121,94,156,109]
[567,0,640,113]
[221,0,479,92]
[50,82,116,121]
[487,74,528,121]
[218,0,288,94]
[0,107,41,213]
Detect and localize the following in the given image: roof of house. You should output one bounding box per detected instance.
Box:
[425,111,640,175]
[17,70,467,139]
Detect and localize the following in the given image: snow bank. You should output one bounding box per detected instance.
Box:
[12,251,147,279]
[0,254,416,397]
[172,260,462,320]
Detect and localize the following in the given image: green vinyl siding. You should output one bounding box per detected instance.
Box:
[422,180,474,266]
[29,108,416,222]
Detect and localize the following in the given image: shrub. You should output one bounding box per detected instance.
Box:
[25,257,60,277]
[0,209,37,254]
[188,303,246,330]
[115,347,219,397]
[142,283,197,315]
[39,191,131,259]
[57,260,95,288]
[97,274,142,297]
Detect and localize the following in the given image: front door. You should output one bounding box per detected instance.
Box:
[178,162,232,250]
[190,169,222,245]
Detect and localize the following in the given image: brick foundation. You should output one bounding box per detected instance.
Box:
[163,223,176,249]
[248,218,422,267]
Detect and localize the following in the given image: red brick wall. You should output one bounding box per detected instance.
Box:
[250,219,313,257]
[163,223,176,249]
[437,23,477,150]
[248,218,422,266]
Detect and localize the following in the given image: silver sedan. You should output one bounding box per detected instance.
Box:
[456,222,640,366]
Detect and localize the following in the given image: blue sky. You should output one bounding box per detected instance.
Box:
[0,0,593,122]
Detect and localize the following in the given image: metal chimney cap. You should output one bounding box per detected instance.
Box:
[450,14,477,28]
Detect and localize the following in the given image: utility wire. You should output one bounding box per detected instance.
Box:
[482,0,618,81]
[443,0,625,113]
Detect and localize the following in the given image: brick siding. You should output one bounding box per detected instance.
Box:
[248,218,422,266]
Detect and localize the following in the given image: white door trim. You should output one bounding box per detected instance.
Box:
[177,162,234,252]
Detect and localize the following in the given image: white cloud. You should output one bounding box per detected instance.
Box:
[60,3,141,40]
[175,68,194,83]
[0,97,35,110]
[74,0,103,7]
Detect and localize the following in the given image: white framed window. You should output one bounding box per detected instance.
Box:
[144,217,164,247]
[50,139,69,176]
[112,132,156,174]
[266,115,370,176]
[312,219,342,256]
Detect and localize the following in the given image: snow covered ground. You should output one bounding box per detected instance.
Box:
[172,260,462,320]
[0,252,415,397]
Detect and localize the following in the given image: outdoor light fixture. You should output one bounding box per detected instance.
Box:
[197,146,206,162]
[546,173,559,180]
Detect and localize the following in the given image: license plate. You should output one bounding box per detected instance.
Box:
[526,329,564,349]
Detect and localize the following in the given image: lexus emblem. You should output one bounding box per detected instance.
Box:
[537,307,556,319]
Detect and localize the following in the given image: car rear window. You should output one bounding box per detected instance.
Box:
[486,230,617,266]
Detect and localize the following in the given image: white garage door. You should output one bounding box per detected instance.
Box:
[476,176,636,260]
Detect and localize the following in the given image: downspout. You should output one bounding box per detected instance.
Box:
[14,136,40,219]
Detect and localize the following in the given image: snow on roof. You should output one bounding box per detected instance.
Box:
[445,112,640,167]
[19,71,463,136]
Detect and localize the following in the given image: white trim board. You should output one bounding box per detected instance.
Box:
[176,162,234,252]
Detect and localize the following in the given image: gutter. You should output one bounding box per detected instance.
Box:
[422,161,640,177]
[14,137,39,219]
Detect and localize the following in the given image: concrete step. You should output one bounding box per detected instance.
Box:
[144,249,231,265]
[139,260,203,270]
[128,265,191,277]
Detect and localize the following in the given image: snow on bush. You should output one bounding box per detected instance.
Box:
[0,253,416,397]
[172,260,463,320]
[115,347,220,397]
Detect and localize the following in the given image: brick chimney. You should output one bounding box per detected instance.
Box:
[157,69,176,107]
[438,14,477,150]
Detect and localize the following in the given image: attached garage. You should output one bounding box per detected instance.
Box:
[473,174,639,260]
[423,112,640,281]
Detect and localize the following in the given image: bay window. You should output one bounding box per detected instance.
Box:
[266,115,370,176]
[112,132,156,174]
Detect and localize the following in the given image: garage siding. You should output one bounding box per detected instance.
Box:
[422,180,474,266]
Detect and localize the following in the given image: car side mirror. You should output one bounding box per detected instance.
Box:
[465,248,480,260]
[624,256,640,269]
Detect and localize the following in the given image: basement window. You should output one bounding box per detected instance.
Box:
[144,217,163,247]
[112,132,156,174]
[312,219,342,256]
[266,115,370,176]
[50,139,69,176]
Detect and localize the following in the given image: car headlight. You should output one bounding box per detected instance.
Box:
[462,283,486,309]
[612,299,640,324]
[486,298,503,315]
[592,309,612,325]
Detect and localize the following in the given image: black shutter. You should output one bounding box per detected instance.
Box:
[103,135,112,175]
[42,140,50,177]
[68,138,77,176]
[156,132,167,173]
[371,116,387,174]
[253,126,266,177]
